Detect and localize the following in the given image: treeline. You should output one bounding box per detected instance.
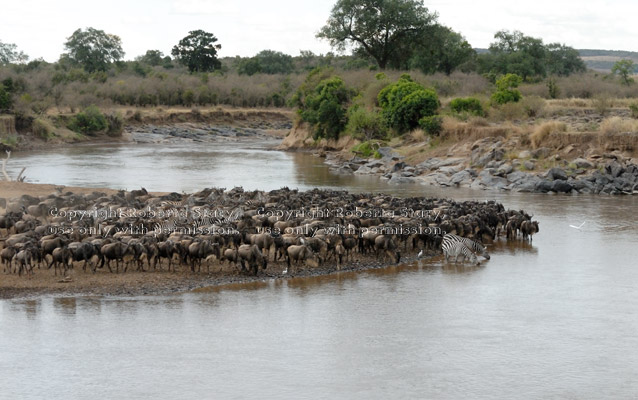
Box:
[2,0,638,122]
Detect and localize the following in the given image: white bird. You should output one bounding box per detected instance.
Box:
[417,250,424,259]
[569,221,586,230]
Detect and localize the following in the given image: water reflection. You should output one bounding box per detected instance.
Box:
[53,297,77,316]
[10,299,41,319]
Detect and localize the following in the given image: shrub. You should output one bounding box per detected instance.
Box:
[298,75,352,140]
[351,141,380,158]
[32,118,54,139]
[593,95,612,116]
[449,97,485,116]
[530,121,567,149]
[345,106,387,140]
[547,77,560,99]
[491,73,523,105]
[378,75,439,134]
[419,115,443,136]
[67,105,108,135]
[521,95,545,117]
[0,87,11,110]
[491,89,522,105]
[629,102,638,119]
[106,113,124,136]
[492,102,526,121]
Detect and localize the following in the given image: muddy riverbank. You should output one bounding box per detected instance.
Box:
[1,183,529,299]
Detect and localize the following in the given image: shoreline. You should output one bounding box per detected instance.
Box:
[0,251,431,300]
[1,182,521,300]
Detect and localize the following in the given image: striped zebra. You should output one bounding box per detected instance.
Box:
[188,216,227,233]
[442,241,479,265]
[442,233,490,260]
[153,218,179,235]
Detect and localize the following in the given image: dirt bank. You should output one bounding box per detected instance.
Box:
[0,106,294,151]
[282,109,638,195]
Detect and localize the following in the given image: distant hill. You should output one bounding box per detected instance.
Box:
[577,49,638,72]
[474,48,638,73]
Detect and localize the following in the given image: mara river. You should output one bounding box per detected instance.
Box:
[2,138,638,399]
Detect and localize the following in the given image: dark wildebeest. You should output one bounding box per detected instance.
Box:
[374,235,401,264]
[100,242,133,273]
[50,247,72,276]
[237,244,267,275]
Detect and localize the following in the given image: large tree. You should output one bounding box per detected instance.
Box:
[317,0,438,69]
[0,40,28,65]
[171,30,222,73]
[478,30,585,80]
[404,25,475,75]
[63,28,124,73]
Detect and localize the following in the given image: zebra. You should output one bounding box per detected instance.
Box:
[442,241,479,265]
[153,218,179,236]
[442,233,490,260]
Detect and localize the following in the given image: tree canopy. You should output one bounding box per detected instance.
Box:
[137,50,165,66]
[317,0,438,69]
[0,40,29,65]
[62,28,124,72]
[237,50,294,75]
[612,59,636,85]
[171,30,222,73]
[478,30,585,80]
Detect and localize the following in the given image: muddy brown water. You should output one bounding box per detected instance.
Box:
[2,139,638,398]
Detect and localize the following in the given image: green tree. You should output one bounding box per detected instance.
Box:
[612,59,635,85]
[0,40,28,65]
[317,0,438,69]
[62,28,124,72]
[546,43,586,76]
[137,50,165,66]
[171,30,222,73]
[237,58,262,75]
[406,26,475,75]
[378,75,439,133]
[491,73,523,104]
[478,30,584,80]
[254,50,294,74]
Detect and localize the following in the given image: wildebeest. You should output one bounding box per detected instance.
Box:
[100,242,133,273]
[237,244,267,275]
[286,244,319,273]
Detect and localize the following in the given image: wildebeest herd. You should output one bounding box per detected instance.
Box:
[0,187,539,278]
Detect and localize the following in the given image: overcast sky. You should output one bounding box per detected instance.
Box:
[2,0,637,62]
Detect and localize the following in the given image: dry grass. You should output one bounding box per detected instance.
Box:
[441,116,510,142]
[599,117,638,134]
[530,121,567,149]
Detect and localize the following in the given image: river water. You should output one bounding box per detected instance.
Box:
[2,140,638,399]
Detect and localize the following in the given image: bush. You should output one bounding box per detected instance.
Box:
[0,85,11,110]
[299,73,351,139]
[68,105,108,135]
[547,77,560,99]
[491,89,522,105]
[491,73,523,105]
[378,75,440,134]
[530,121,567,149]
[449,97,485,116]
[106,113,124,136]
[32,118,54,139]
[351,141,381,158]
[629,102,638,119]
[521,95,545,117]
[419,115,443,136]
[345,106,387,140]
[593,95,612,116]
